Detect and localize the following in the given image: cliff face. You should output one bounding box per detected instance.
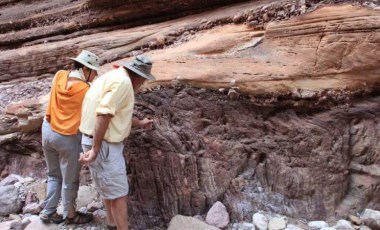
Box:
[0,0,249,82]
[0,0,380,229]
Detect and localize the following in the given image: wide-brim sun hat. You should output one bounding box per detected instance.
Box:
[120,55,156,81]
[69,50,100,71]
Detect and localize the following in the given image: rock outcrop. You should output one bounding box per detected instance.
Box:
[0,0,250,82]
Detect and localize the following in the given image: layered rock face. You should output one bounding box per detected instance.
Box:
[0,0,248,82]
[0,0,380,229]
[126,88,380,228]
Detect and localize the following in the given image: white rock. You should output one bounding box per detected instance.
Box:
[14,182,23,188]
[268,217,287,230]
[205,201,230,228]
[78,207,88,213]
[253,213,268,230]
[240,222,255,230]
[360,209,380,229]
[308,221,329,229]
[9,218,31,230]
[284,224,303,230]
[23,215,56,230]
[168,215,219,230]
[333,219,354,230]
[232,223,240,230]
[0,220,12,229]
[56,202,63,215]
[359,225,371,230]
[0,215,56,230]
[76,186,98,209]
[320,227,336,230]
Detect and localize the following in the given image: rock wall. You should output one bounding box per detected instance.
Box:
[123,86,380,228]
[0,0,249,82]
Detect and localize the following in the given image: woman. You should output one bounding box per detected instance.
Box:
[39,50,100,224]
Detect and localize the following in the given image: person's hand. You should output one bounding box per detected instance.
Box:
[79,149,98,164]
[140,118,153,129]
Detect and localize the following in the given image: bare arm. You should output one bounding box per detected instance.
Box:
[92,114,112,153]
[79,114,112,164]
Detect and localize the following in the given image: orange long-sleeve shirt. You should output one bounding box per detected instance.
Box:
[46,70,89,135]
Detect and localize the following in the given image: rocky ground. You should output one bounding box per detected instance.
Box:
[1,173,380,229]
[0,0,380,229]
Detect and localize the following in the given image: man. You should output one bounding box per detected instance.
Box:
[79,55,155,230]
[40,50,99,224]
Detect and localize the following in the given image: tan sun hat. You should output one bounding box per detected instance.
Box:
[120,55,156,80]
[70,50,100,71]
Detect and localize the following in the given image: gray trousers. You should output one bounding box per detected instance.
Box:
[40,119,81,218]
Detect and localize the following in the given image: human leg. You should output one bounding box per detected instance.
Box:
[40,121,63,217]
[54,132,94,224]
[110,196,128,230]
[104,199,116,227]
[57,133,82,219]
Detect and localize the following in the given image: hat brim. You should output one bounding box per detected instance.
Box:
[69,57,100,71]
[121,61,156,81]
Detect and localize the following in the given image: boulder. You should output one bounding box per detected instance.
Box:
[168,215,220,230]
[241,222,256,230]
[9,218,31,230]
[76,185,98,209]
[284,225,303,230]
[253,213,268,230]
[23,202,42,215]
[23,215,56,230]
[268,217,287,230]
[205,201,230,228]
[0,185,22,216]
[308,221,329,229]
[333,219,354,230]
[360,209,380,230]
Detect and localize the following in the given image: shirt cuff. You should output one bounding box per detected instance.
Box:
[95,107,115,116]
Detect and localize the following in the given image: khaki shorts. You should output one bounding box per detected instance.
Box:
[82,135,129,200]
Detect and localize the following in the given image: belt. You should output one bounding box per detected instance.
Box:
[83,133,93,139]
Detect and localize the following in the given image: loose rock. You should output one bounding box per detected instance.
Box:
[0,185,22,216]
[168,215,219,230]
[205,201,230,228]
[253,213,268,230]
[308,221,329,229]
[360,209,380,230]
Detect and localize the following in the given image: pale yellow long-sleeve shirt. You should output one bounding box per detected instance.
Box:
[80,67,134,143]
